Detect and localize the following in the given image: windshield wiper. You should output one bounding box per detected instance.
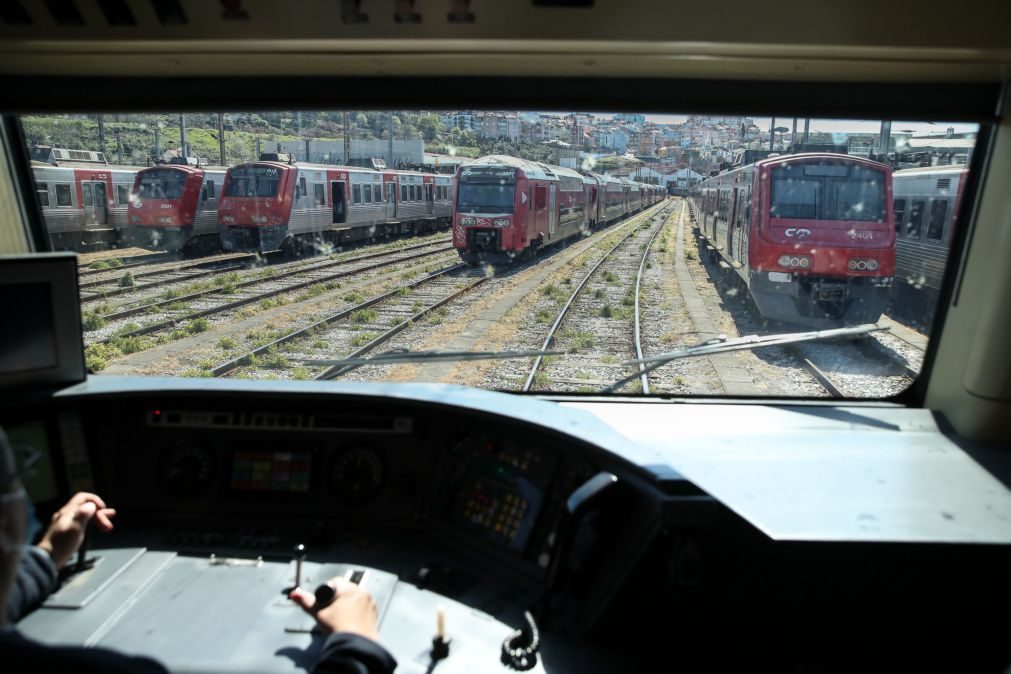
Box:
[600,324,887,393]
[303,348,566,379]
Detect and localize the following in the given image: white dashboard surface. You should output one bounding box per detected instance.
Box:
[566,400,1011,544]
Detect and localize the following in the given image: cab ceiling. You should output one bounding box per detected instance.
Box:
[0,0,1009,81]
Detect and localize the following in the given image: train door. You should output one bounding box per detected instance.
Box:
[331,181,347,224]
[82,181,107,225]
[385,181,397,219]
[549,184,557,235]
[589,186,597,226]
[727,188,739,256]
[534,185,547,233]
[425,183,434,215]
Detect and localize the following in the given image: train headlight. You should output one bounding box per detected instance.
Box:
[130,215,141,223]
[848,258,879,271]
[778,254,812,269]
[459,217,476,226]
[493,218,510,227]
[252,215,269,224]
[222,215,235,224]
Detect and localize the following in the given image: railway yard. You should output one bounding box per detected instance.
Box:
[79,198,927,397]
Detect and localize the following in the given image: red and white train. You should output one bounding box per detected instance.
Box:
[218,154,454,254]
[689,153,895,327]
[452,155,665,264]
[32,156,139,250]
[890,164,968,329]
[123,163,227,254]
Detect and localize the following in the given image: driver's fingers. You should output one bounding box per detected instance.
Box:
[289,588,316,612]
[93,507,116,531]
[67,492,108,511]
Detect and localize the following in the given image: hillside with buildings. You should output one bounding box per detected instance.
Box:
[23,111,973,189]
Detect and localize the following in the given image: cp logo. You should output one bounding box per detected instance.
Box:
[785,228,811,238]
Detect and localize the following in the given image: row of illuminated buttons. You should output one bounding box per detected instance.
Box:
[231,480,310,492]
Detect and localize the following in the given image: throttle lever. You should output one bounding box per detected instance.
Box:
[540,472,618,616]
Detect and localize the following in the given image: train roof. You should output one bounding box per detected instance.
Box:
[464,155,585,182]
[893,164,969,177]
[230,160,436,176]
[138,164,227,175]
[753,152,891,171]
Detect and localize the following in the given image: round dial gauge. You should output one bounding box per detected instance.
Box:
[161,440,214,497]
[330,448,384,506]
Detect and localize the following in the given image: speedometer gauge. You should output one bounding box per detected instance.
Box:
[160,439,214,498]
[329,447,384,506]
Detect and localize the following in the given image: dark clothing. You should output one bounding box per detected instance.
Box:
[0,630,168,674]
[0,630,396,674]
[314,633,399,674]
[4,545,397,674]
[5,546,57,624]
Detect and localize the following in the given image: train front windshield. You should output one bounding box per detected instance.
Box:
[137,170,186,200]
[13,110,982,398]
[457,184,515,214]
[771,164,886,221]
[225,167,282,198]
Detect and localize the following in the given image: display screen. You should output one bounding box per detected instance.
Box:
[452,443,553,552]
[0,283,57,374]
[229,450,311,493]
[4,420,58,503]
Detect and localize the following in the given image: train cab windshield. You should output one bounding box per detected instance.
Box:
[136,169,186,200]
[456,184,515,214]
[224,165,282,197]
[13,110,982,395]
[770,162,887,221]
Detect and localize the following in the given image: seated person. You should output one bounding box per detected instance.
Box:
[0,429,396,673]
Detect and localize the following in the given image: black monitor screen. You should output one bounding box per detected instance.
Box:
[0,282,57,373]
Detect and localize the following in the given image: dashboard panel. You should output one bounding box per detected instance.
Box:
[3,379,1010,673]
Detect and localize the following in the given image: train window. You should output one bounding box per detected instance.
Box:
[401,184,408,201]
[36,182,49,207]
[363,184,372,204]
[55,183,72,207]
[536,186,547,210]
[352,184,362,203]
[314,183,325,206]
[82,187,93,207]
[117,185,130,205]
[907,199,925,237]
[224,167,280,197]
[207,182,215,199]
[927,200,948,240]
[893,198,907,234]
[297,177,307,199]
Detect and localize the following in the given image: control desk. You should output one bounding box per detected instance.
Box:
[3,380,680,674]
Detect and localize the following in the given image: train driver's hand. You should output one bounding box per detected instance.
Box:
[289,577,380,641]
[36,492,116,570]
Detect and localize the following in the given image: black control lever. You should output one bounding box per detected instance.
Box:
[543,472,618,598]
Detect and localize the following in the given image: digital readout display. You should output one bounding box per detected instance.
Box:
[230,450,311,493]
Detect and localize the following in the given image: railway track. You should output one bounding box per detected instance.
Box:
[86,239,456,345]
[784,330,921,398]
[79,251,261,293]
[213,264,488,380]
[523,205,674,392]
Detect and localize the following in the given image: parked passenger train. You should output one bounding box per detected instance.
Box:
[689,152,895,328]
[123,163,228,255]
[218,153,453,254]
[889,164,968,329]
[453,155,664,265]
[32,161,139,250]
